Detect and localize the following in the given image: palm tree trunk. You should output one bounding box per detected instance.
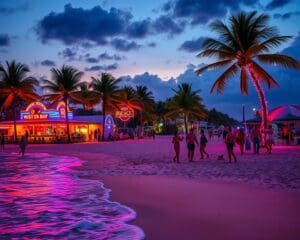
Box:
[101,97,106,141]
[64,98,71,143]
[248,67,268,145]
[184,113,188,134]
[13,106,17,143]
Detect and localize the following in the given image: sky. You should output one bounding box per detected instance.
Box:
[0,0,299,120]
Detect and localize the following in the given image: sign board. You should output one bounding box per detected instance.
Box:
[115,106,134,122]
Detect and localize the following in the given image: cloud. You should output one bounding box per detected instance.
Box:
[162,1,173,11]
[152,15,185,36]
[273,11,300,20]
[36,4,132,45]
[110,38,141,51]
[0,34,11,46]
[148,42,157,47]
[40,59,56,66]
[85,63,118,71]
[35,4,186,47]
[0,1,29,15]
[127,19,152,38]
[179,37,205,52]
[58,47,77,61]
[98,52,124,60]
[281,32,300,59]
[86,57,99,63]
[171,0,259,25]
[266,0,291,10]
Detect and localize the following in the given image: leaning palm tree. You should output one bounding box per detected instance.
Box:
[135,85,155,128]
[166,83,207,134]
[195,11,299,143]
[0,61,38,142]
[42,65,83,143]
[89,73,121,141]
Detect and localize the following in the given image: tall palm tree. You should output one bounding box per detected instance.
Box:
[0,61,38,142]
[195,11,299,143]
[135,85,155,128]
[42,65,83,143]
[89,73,121,141]
[166,83,206,134]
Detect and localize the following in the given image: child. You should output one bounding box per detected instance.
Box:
[172,130,183,163]
[200,130,209,159]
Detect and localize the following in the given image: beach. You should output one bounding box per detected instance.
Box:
[3,136,300,239]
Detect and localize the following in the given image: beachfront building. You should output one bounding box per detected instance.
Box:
[0,101,115,143]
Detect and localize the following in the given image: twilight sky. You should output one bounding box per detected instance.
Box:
[0,0,299,120]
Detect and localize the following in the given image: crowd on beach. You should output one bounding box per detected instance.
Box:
[172,125,277,164]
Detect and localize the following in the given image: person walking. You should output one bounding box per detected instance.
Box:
[225,127,237,163]
[236,128,246,155]
[19,135,27,156]
[0,133,5,151]
[186,128,199,162]
[199,130,209,159]
[251,125,261,154]
[172,130,183,163]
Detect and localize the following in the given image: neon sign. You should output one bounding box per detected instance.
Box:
[115,106,134,122]
[20,101,73,120]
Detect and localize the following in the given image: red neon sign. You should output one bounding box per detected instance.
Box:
[115,106,134,122]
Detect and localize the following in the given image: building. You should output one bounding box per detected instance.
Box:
[0,101,115,143]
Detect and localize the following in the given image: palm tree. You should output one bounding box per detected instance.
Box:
[135,85,155,128]
[166,83,206,134]
[42,65,83,143]
[76,82,99,110]
[0,61,38,142]
[195,11,299,143]
[89,73,121,141]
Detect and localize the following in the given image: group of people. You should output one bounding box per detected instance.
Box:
[172,125,275,163]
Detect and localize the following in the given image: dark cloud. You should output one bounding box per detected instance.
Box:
[127,19,151,38]
[86,57,99,63]
[0,34,10,46]
[266,0,291,10]
[0,1,29,15]
[98,52,124,60]
[179,37,205,52]
[273,11,300,20]
[148,42,157,47]
[152,15,185,35]
[36,4,132,45]
[162,1,173,11]
[171,0,259,25]
[58,47,77,61]
[110,38,141,51]
[85,63,118,71]
[40,59,56,66]
[36,4,186,47]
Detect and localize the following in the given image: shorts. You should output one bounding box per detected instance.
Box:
[226,143,234,151]
[187,143,195,151]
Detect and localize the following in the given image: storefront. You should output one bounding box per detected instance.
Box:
[0,101,115,143]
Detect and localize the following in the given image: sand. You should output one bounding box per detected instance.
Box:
[2,136,300,239]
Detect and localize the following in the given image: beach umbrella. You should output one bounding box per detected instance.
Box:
[268,105,300,122]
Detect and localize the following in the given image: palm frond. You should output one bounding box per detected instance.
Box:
[195,59,233,75]
[250,61,279,88]
[256,54,300,69]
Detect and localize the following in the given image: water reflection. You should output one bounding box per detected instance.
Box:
[0,153,144,239]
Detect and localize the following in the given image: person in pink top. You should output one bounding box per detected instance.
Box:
[186,128,199,162]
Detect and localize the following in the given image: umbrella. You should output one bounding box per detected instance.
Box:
[268,105,300,122]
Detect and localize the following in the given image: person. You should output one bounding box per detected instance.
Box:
[172,130,183,163]
[236,128,246,155]
[222,127,228,141]
[19,135,27,156]
[0,133,5,151]
[186,128,199,162]
[199,130,209,159]
[265,125,274,154]
[251,125,261,154]
[283,125,290,145]
[208,129,213,141]
[225,127,237,163]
